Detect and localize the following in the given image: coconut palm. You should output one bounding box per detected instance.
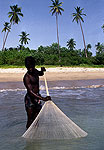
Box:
[82,44,92,57]
[72,6,87,57]
[87,44,91,54]
[102,24,104,32]
[95,42,101,53]
[95,42,104,54]
[49,0,64,62]
[19,31,30,47]
[86,44,92,57]
[2,22,11,50]
[2,5,23,50]
[86,44,91,51]
[66,38,76,51]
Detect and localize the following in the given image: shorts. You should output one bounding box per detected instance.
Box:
[24,93,42,111]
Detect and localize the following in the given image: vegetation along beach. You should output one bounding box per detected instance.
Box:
[0,0,104,150]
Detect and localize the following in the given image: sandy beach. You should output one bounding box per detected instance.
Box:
[0,67,104,82]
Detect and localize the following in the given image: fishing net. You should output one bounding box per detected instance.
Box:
[22,100,88,140]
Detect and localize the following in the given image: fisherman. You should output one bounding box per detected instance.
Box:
[23,56,51,129]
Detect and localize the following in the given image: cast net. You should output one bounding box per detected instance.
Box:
[22,73,87,140]
[22,100,87,139]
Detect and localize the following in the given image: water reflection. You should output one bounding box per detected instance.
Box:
[24,139,86,150]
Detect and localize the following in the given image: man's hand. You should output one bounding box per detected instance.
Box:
[41,67,46,72]
[43,96,51,101]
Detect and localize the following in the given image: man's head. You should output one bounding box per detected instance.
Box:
[25,56,35,73]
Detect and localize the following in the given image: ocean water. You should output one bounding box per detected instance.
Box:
[0,80,104,150]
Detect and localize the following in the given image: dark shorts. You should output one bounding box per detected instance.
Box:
[25,93,42,112]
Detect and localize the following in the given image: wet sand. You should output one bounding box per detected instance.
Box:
[0,71,104,82]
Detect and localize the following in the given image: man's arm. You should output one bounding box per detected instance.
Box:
[38,67,46,76]
[24,74,50,101]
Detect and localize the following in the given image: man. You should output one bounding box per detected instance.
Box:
[23,56,51,129]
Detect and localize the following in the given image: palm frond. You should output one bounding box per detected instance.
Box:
[8,4,23,24]
[49,8,54,13]
[59,7,64,12]
[58,10,62,15]
[81,13,86,16]
[49,0,64,16]
[18,12,24,17]
[51,0,54,3]
[72,6,86,23]
[52,9,56,15]
[49,5,54,8]
[79,16,84,22]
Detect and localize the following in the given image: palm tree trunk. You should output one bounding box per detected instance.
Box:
[2,22,12,50]
[56,13,60,63]
[2,30,10,50]
[3,32,5,45]
[79,19,87,58]
[2,32,6,51]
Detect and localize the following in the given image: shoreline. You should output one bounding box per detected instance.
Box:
[0,67,104,82]
[0,67,104,90]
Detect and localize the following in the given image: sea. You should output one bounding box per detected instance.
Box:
[0,79,104,150]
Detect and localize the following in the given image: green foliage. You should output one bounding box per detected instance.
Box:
[72,6,86,23]
[8,5,23,24]
[66,38,76,50]
[49,0,64,16]
[72,6,87,58]
[2,4,24,50]
[0,51,4,65]
[95,42,104,55]
[49,0,64,63]
[2,22,11,32]
[19,31,30,46]
[0,42,104,67]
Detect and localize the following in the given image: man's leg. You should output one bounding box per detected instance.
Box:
[32,104,42,121]
[26,104,42,129]
[26,107,34,129]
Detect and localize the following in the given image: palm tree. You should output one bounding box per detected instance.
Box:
[102,24,104,32]
[95,42,101,53]
[87,44,91,49]
[2,22,11,50]
[86,44,92,57]
[95,42,104,54]
[49,0,64,62]
[66,38,76,50]
[19,31,30,47]
[2,5,23,50]
[72,6,87,57]
[86,44,91,52]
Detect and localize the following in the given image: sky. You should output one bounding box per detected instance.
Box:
[0,0,104,55]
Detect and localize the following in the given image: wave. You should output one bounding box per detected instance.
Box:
[40,84,104,90]
[0,88,26,92]
[0,84,104,93]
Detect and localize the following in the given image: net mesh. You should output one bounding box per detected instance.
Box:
[22,101,88,140]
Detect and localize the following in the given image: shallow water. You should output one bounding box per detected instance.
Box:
[0,80,104,150]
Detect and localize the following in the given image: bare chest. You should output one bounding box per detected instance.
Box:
[30,74,39,84]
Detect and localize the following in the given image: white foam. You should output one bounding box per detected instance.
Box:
[0,84,103,93]
[0,88,26,92]
[52,86,66,89]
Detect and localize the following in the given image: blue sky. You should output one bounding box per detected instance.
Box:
[0,0,104,55]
